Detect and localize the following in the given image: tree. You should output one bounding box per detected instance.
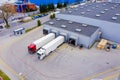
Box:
[39,4,48,13]
[50,13,55,19]
[50,14,53,19]
[52,14,55,18]
[48,3,55,11]
[0,4,16,28]
[63,2,67,7]
[57,2,63,8]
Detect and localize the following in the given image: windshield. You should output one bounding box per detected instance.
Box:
[37,52,41,55]
[28,47,33,51]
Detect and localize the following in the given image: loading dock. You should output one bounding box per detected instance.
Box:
[59,32,68,42]
[43,19,100,48]
[43,28,50,35]
[43,29,49,35]
[68,36,78,46]
[51,30,59,37]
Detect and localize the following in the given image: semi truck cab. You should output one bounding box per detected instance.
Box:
[37,48,46,60]
[28,44,36,53]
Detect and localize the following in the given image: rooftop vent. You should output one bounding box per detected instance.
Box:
[114,5,117,7]
[96,14,101,17]
[96,5,98,8]
[100,11,105,14]
[49,22,54,25]
[74,8,78,11]
[61,25,67,28]
[80,7,84,9]
[116,4,119,6]
[75,29,82,32]
[81,12,85,15]
[56,18,61,21]
[112,17,117,20]
[103,4,106,6]
[82,24,87,27]
[87,9,91,12]
[111,7,115,9]
[115,13,120,16]
[89,4,92,6]
[68,11,72,13]
[104,9,108,11]
[68,21,73,24]
[92,7,95,9]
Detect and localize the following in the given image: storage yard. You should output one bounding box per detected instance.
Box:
[0,27,120,80]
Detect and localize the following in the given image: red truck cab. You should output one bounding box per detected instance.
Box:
[28,44,36,53]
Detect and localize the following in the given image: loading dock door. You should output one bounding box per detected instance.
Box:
[69,38,76,46]
[51,30,58,37]
[60,33,68,42]
[43,29,48,35]
[68,36,78,46]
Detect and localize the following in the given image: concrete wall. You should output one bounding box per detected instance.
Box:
[56,14,120,43]
[89,28,100,48]
[108,0,120,3]
[43,24,99,48]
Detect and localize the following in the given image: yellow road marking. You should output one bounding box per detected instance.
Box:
[0,27,41,80]
[0,58,19,78]
[103,73,119,80]
[84,66,120,80]
[0,58,26,80]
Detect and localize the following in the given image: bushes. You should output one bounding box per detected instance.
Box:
[0,70,10,80]
[25,20,41,33]
[37,20,41,26]
[25,26,39,33]
[50,14,55,19]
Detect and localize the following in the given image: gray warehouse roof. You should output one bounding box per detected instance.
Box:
[60,2,120,23]
[45,18,99,37]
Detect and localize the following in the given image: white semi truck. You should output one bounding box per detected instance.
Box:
[28,33,55,53]
[37,36,64,60]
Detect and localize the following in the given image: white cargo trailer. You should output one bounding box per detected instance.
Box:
[37,36,64,60]
[28,33,55,53]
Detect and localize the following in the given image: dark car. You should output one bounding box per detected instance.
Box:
[0,25,3,29]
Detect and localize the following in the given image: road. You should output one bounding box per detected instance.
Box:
[0,14,50,38]
[0,26,120,80]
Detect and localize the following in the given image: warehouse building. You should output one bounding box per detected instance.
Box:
[56,2,120,43]
[43,19,100,48]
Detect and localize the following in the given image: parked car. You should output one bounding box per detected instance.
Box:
[0,25,3,29]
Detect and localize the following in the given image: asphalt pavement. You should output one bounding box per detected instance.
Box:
[0,26,120,80]
[0,14,50,38]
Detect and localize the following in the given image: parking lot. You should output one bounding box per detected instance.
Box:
[0,27,120,80]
